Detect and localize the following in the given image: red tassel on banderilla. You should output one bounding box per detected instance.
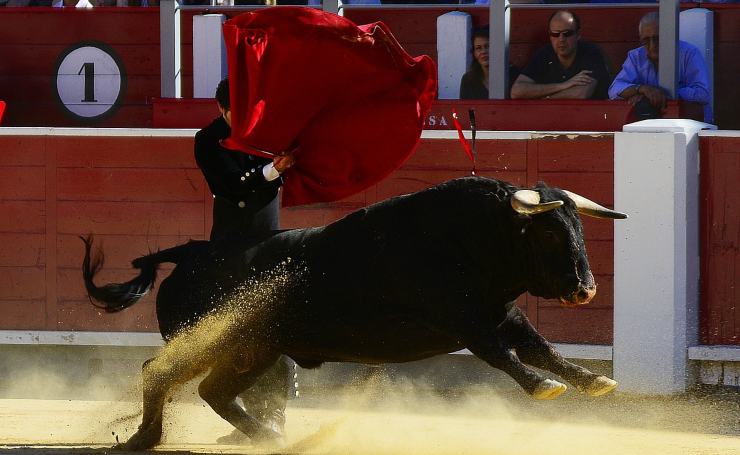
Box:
[451,108,477,175]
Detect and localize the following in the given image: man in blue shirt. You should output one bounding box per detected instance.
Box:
[608,12,712,122]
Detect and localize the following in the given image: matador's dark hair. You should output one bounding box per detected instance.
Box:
[215,78,230,110]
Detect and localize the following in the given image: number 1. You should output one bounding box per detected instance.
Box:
[78,62,98,103]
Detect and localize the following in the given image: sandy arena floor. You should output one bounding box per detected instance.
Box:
[0,381,738,455]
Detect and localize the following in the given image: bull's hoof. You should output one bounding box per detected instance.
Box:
[216,429,250,445]
[113,426,162,451]
[251,424,285,448]
[585,375,618,397]
[532,379,567,400]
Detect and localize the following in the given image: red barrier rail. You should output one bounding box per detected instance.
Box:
[152,98,702,132]
[0,130,615,344]
[1,129,737,346]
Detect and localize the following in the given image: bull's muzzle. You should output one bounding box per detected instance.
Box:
[559,285,596,307]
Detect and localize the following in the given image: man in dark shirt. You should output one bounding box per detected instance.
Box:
[194,78,296,445]
[511,10,611,100]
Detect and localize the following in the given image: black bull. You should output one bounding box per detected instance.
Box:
[82,177,626,450]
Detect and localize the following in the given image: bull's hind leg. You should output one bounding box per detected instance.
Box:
[118,355,204,451]
[499,305,617,397]
[198,349,284,445]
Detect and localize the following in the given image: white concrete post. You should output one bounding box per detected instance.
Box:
[193,14,227,99]
[489,0,510,99]
[613,119,715,394]
[659,0,679,99]
[436,12,472,100]
[323,0,339,14]
[160,0,181,98]
[680,8,714,123]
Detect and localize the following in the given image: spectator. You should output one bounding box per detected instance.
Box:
[511,10,611,99]
[608,12,712,122]
[459,26,520,99]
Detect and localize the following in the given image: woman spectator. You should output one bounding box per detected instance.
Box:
[460,26,519,99]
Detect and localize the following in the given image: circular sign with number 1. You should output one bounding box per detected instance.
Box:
[54,41,126,122]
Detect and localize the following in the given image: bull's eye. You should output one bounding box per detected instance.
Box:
[544,231,559,243]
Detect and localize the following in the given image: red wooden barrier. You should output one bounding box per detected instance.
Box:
[5,131,739,346]
[0,131,616,344]
[152,97,702,132]
[152,98,218,128]
[421,100,704,131]
[0,133,207,332]
[699,134,740,345]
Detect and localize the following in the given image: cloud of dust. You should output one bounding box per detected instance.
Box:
[0,363,145,445]
[276,375,739,455]
[0,350,144,403]
[0,258,306,447]
[3,255,736,454]
[123,255,737,455]
[147,257,305,387]
[282,378,530,455]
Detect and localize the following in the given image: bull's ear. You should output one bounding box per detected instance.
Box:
[563,190,628,219]
[511,190,563,215]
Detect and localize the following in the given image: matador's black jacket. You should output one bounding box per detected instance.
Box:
[194,116,282,240]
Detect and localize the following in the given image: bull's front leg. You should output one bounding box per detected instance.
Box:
[498,305,617,397]
[198,350,284,446]
[466,336,568,400]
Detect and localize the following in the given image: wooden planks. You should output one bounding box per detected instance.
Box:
[0,133,208,332]
[699,136,740,345]
[0,131,641,345]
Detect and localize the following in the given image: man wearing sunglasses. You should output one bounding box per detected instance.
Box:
[511,10,611,100]
[608,12,711,122]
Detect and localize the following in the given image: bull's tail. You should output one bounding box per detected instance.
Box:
[80,235,205,313]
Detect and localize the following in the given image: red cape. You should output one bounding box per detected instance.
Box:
[222,7,436,207]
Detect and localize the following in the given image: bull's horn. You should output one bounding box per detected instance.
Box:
[511,190,564,215]
[563,190,628,219]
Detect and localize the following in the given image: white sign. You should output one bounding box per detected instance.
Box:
[55,42,125,121]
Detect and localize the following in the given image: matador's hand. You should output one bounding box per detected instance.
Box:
[273,148,296,173]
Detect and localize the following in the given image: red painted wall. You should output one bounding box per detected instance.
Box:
[0,132,616,344]
[699,135,740,345]
[0,133,207,331]
[152,97,702,131]
[4,131,738,345]
[0,8,160,127]
[0,5,737,129]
